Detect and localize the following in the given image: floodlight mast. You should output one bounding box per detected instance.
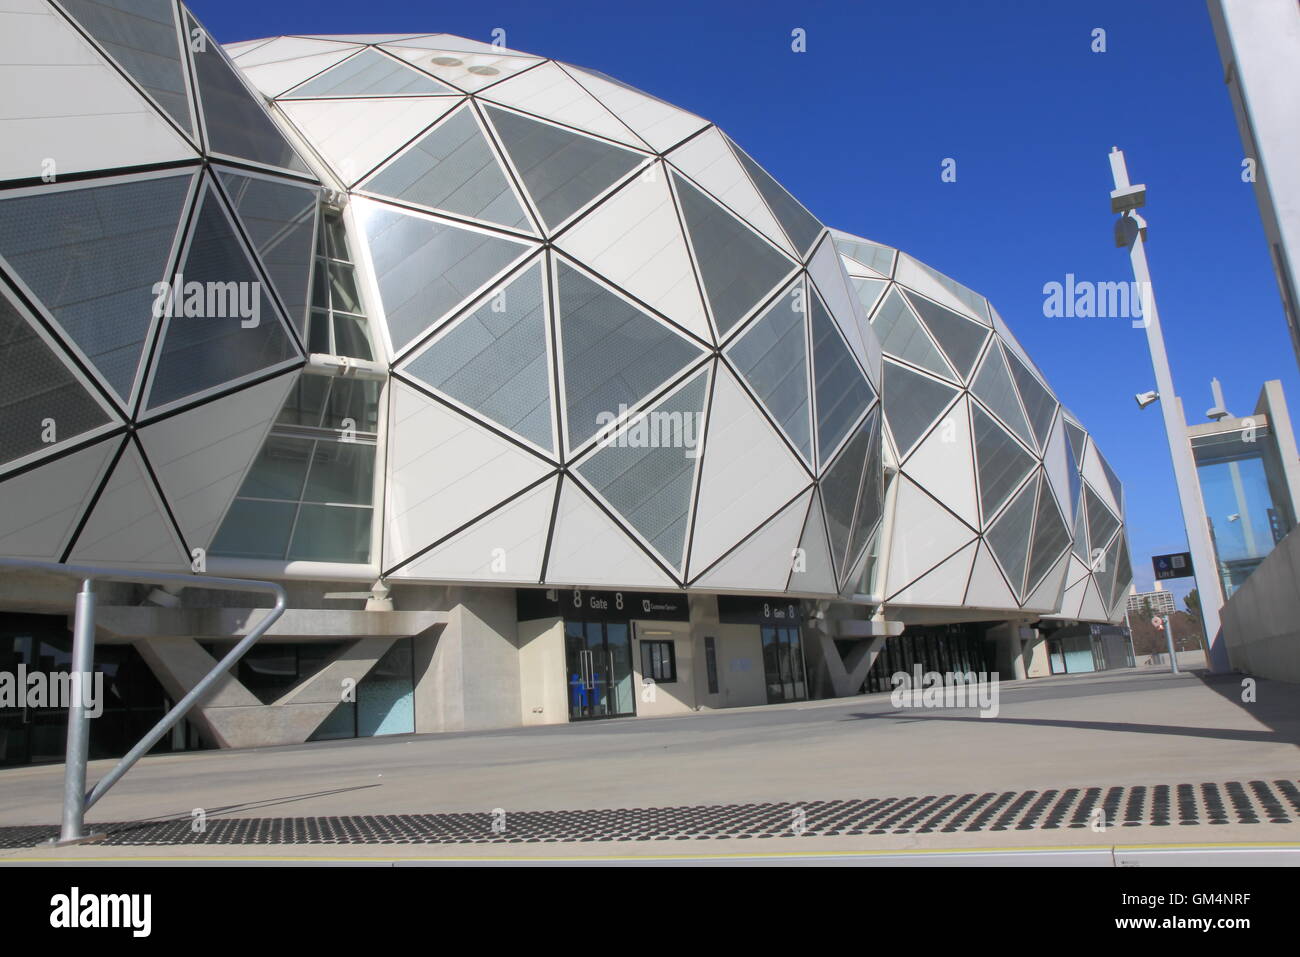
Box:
[1109,147,1230,673]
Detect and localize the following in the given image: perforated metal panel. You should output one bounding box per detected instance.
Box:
[486,105,642,231]
[363,107,529,229]
[810,293,874,468]
[403,260,553,451]
[882,360,958,460]
[58,0,193,133]
[972,404,1035,524]
[287,49,455,97]
[725,281,811,462]
[574,369,707,570]
[673,172,795,337]
[0,173,192,401]
[556,261,702,450]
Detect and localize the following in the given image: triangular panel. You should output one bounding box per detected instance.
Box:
[480,61,643,147]
[361,201,533,355]
[383,381,551,569]
[901,395,978,528]
[68,441,187,567]
[1025,474,1072,596]
[485,104,644,231]
[384,45,543,93]
[850,277,888,319]
[396,476,555,583]
[885,477,977,599]
[985,473,1039,598]
[1084,483,1120,554]
[563,64,709,153]
[555,161,710,342]
[544,478,676,589]
[817,418,873,577]
[667,126,795,255]
[57,0,194,134]
[807,235,869,362]
[972,341,1035,448]
[725,134,823,258]
[0,171,193,404]
[401,259,554,454]
[279,96,461,186]
[889,539,978,607]
[217,169,320,336]
[672,171,796,338]
[186,14,312,174]
[811,292,875,469]
[881,360,959,460]
[1006,348,1057,451]
[361,104,531,231]
[0,284,115,471]
[694,488,810,591]
[573,368,708,572]
[687,366,808,578]
[555,260,703,452]
[871,287,954,380]
[788,490,837,594]
[283,48,456,97]
[145,184,299,411]
[972,401,1035,524]
[963,541,1018,610]
[903,289,989,382]
[0,0,197,182]
[724,279,812,465]
[0,437,118,560]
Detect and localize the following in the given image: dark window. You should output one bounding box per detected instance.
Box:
[640,640,677,683]
[704,636,719,694]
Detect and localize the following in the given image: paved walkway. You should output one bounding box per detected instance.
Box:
[0,669,1296,858]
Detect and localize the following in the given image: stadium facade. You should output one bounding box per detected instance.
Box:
[0,1,1132,759]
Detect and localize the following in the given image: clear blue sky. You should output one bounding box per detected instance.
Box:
[194,0,1300,604]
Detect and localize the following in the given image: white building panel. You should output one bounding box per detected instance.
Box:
[68,443,188,568]
[693,488,810,591]
[901,395,979,529]
[885,477,977,599]
[687,367,810,578]
[0,438,117,560]
[480,61,644,148]
[564,64,709,154]
[544,478,676,588]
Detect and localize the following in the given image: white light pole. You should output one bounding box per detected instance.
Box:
[1108,147,1231,674]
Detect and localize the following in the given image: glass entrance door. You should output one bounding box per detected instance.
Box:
[565,620,635,720]
[761,625,807,704]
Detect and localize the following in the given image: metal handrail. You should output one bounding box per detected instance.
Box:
[0,557,286,844]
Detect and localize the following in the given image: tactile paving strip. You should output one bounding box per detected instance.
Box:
[1,779,1295,848]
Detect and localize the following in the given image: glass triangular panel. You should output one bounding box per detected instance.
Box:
[818,415,873,576]
[972,403,1035,523]
[725,281,811,463]
[403,260,553,452]
[1006,348,1057,450]
[725,135,823,257]
[363,106,530,230]
[484,105,642,231]
[881,360,959,460]
[1084,484,1120,554]
[986,474,1038,597]
[574,369,708,571]
[363,204,532,355]
[871,287,953,379]
[851,277,888,317]
[0,172,192,403]
[672,172,795,337]
[847,407,884,569]
[556,261,703,450]
[1026,476,1071,594]
[146,187,297,409]
[59,0,193,134]
[217,170,319,336]
[186,13,312,174]
[972,341,1035,448]
[286,48,456,97]
[903,289,989,381]
[810,292,874,468]
[0,291,112,468]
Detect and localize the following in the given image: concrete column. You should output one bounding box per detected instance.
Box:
[414,587,522,733]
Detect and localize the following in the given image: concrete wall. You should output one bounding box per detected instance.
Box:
[1221,525,1300,682]
[414,587,522,733]
[707,623,766,709]
[517,616,566,726]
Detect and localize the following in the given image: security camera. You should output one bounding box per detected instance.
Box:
[1135,390,1160,410]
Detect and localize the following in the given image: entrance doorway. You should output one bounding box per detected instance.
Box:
[760,624,807,703]
[564,620,635,720]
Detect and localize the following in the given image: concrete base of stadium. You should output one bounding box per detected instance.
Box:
[0,569,1136,758]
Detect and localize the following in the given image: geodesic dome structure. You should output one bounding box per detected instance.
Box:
[833,230,1133,621]
[0,1,1129,623]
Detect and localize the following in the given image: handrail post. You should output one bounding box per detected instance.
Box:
[57,579,96,844]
